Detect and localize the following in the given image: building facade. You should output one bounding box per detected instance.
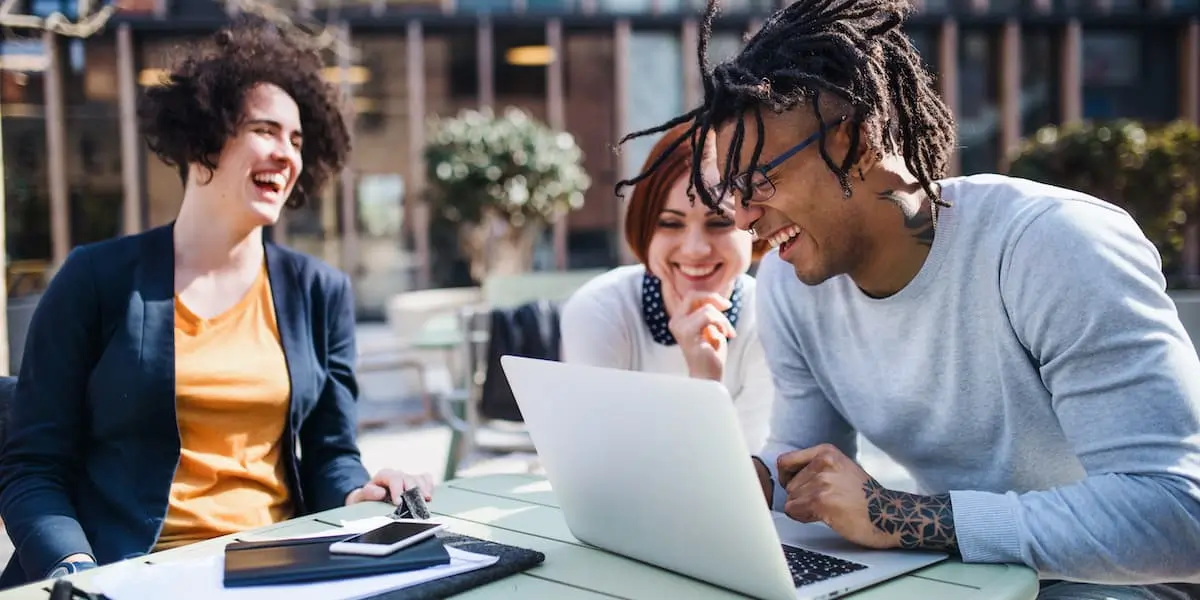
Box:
[2,0,1198,316]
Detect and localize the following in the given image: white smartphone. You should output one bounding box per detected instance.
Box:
[328,519,447,556]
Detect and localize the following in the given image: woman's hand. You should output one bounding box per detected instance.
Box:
[668,291,736,382]
[345,469,435,506]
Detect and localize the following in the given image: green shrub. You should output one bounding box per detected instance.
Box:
[424,107,590,229]
[1008,119,1200,280]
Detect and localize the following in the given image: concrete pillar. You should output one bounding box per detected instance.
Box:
[614,18,634,265]
[1060,19,1083,126]
[43,30,69,267]
[338,22,358,277]
[681,18,701,110]
[117,24,143,235]
[937,19,960,177]
[547,18,568,270]
[477,17,494,111]
[407,20,430,289]
[1180,20,1199,282]
[1181,20,1199,123]
[998,19,1021,171]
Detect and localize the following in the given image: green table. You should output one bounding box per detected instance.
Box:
[0,473,1039,599]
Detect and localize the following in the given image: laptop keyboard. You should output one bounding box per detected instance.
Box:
[782,544,869,587]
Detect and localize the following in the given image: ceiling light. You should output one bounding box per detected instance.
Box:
[321,65,371,85]
[505,46,555,66]
[137,68,168,87]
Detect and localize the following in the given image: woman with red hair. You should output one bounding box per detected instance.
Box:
[560,124,774,452]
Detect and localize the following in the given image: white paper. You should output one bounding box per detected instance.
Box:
[92,519,500,600]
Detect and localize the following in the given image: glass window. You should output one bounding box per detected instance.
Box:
[957,29,999,175]
[1019,28,1058,145]
[65,37,121,248]
[906,27,938,75]
[707,31,742,66]
[564,29,620,269]
[622,31,683,179]
[1082,29,1178,124]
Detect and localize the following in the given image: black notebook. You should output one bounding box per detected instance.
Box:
[222,533,451,588]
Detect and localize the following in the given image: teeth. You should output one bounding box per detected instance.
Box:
[768,225,802,249]
[678,265,718,277]
[252,172,286,190]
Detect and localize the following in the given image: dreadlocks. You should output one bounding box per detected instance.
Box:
[614,0,956,212]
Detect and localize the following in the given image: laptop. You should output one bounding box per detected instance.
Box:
[500,355,947,600]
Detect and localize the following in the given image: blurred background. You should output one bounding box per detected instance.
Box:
[0,0,1196,501]
[1,0,1196,322]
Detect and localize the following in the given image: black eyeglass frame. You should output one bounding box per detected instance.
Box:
[707,115,848,204]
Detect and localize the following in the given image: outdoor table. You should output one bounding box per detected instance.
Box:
[0,473,1039,599]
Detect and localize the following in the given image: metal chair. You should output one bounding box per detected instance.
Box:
[436,269,606,480]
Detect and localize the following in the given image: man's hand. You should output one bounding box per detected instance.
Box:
[667,291,735,382]
[778,444,958,552]
[345,469,434,506]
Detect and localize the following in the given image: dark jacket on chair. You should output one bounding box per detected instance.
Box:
[0,225,371,588]
[480,300,563,422]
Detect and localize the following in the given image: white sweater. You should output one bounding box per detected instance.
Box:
[560,265,774,453]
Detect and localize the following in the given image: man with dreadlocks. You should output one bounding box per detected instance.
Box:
[617,0,1200,597]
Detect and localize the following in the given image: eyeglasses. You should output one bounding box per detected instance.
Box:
[707,116,847,204]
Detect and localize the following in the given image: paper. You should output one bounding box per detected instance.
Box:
[92,519,500,600]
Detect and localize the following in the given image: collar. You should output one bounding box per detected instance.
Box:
[641,271,743,346]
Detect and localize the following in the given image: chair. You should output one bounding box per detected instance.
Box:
[356,287,483,428]
[437,269,606,480]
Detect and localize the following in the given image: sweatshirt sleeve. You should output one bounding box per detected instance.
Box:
[755,255,858,511]
[951,199,1200,583]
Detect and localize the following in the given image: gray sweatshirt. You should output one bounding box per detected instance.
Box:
[756,173,1200,583]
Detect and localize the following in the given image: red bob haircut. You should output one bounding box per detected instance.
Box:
[623,123,770,265]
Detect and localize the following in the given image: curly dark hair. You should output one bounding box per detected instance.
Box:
[616,0,955,211]
[138,15,350,208]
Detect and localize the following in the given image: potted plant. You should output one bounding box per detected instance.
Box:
[1008,119,1200,346]
[424,107,591,284]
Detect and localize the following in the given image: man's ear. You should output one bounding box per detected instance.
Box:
[848,123,881,179]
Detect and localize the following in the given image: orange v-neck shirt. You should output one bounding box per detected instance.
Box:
[155,264,294,551]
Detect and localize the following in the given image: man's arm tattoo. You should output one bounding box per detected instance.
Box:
[863,478,959,552]
[878,190,935,247]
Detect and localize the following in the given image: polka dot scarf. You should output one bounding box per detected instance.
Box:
[641,272,743,346]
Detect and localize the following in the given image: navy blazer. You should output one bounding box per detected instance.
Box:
[0,224,371,588]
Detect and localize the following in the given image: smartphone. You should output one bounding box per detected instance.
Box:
[328,519,447,556]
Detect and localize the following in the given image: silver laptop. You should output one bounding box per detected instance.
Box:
[500,355,947,600]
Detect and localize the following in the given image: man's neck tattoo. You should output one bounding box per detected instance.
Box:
[863,479,959,552]
[878,190,935,247]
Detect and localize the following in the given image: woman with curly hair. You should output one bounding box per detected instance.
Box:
[0,18,432,587]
